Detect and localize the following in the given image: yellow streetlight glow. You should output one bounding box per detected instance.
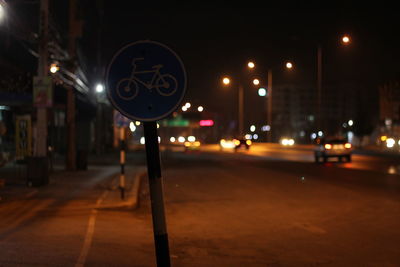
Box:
[286,62,293,69]
[50,63,59,73]
[253,79,260,85]
[247,61,255,69]
[342,35,351,44]
[222,77,230,85]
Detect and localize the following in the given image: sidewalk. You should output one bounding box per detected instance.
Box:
[0,152,147,208]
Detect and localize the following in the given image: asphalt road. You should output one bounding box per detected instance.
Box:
[0,147,399,266]
[199,143,400,176]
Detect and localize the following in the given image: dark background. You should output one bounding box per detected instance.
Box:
[4,3,400,133]
[83,5,400,118]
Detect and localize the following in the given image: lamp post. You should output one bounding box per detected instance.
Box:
[264,61,293,142]
[222,62,256,137]
[222,77,245,136]
[316,34,351,133]
[95,83,104,154]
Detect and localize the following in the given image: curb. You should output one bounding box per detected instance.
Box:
[97,168,147,210]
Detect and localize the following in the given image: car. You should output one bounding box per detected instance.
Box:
[219,138,236,150]
[184,140,201,151]
[234,138,251,151]
[219,138,252,151]
[314,138,353,163]
[280,137,295,146]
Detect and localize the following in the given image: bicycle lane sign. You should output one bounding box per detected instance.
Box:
[106,40,187,121]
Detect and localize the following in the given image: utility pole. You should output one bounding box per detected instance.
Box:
[317,44,322,132]
[35,0,48,158]
[238,85,244,137]
[66,0,77,170]
[267,69,273,142]
[28,0,49,186]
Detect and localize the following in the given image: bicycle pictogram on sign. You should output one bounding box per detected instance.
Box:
[116,57,178,101]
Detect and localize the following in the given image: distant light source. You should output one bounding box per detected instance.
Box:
[185,102,191,108]
[258,88,267,97]
[253,79,260,85]
[247,61,255,69]
[250,125,256,132]
[261,125,271,132]
[0,105,10,110]
[197,106,204,112]
[311,133,317,139]
[50,63,59,74]
[129,122,136,132]
[199,120,214,126]
[95,84,104,93]
[386,138,395,148]
[245,134,252,140]
[342,35,351,44]
[222,77,230,85]
[286,62,293,69]
[170,137,176,143]
[348,119,354,126]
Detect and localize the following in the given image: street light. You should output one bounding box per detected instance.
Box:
[285,62,293,69]
[222,62,257,136]
[348,119,354,126]
[265,61,294,142]
[222,76,244,136]
[222,77,230,85]
[253,78,260,86]
[49,63,59,74]
[317,34,352,133]
[341,35,351,45]
[95,84,104,93]
[258,87,267,97]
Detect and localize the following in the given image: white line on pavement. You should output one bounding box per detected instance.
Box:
[75,190,109,267]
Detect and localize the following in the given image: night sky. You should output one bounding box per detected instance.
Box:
[80,4,400,125]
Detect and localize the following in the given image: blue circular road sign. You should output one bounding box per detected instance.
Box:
[106,40,187,121]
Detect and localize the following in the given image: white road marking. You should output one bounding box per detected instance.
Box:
[75,190,109,267]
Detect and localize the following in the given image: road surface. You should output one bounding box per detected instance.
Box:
[0,147,399,266]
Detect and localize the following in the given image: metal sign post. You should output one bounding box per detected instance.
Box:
[143,121,170,266]
[106,40,186,267]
